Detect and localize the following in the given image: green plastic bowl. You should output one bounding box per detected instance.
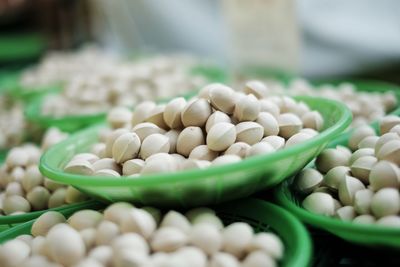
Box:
[24,65,227,133]
[0,198,312,267]
[274,121,400,248]
[0,200,101,233]
[40,96,351,207]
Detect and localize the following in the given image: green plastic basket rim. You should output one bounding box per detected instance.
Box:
[274,184,400,235]
[40,96,352,187]
[0,199,100,225]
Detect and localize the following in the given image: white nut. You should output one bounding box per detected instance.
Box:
[277,113,302,139]
[208,84,236,114]
[163,97,186,129]
[181,98,212,127]
[176,127,205,157]
[46,223,86,266]
[224,142,251,158]
[369,160,400,191]
[302,192,335,216]
[122,159,145,176]
[120,208,156,239]
[294,168,323,194]
[212,155,241,166]
[350,156,377,183]
[261,136,285,150]
[247,232,284,260]
[338,175,366,205]
[246,142,275,157]
[151,227,188,252]
[301,111,323,131]
[376,139,400,165]
[256,112,279,136]
[371,188,400,218]
[140,133,170,160]
[233,94,260,122]
[222,222,253,258]
[323,166,350,190]
[190,223,222,255]
[336,206,356,221]
[112,132,141,163]
[315,148,350,174]
[189,145,218,161]
[235,122,264,145]
[207,122,236,152]
[205,111,232,133]
[354,189,374,214]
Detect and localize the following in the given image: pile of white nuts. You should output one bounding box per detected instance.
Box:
[0,202,284,267]
[20,46,117,89]
[240,78,397,127]
[33,52,208,117]
[296,115,400,227]
[0,96,26,150]
[278,79,397,127]
[63,81,324,177]
[0,128,89,216]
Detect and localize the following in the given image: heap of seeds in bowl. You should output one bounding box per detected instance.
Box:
[0,202,284,267]
[295,115,400,227]
[64,81,324,177]
[40,55,208,117]
[0,128,89,216]
[263,78,397,128]
[0,95,26,150]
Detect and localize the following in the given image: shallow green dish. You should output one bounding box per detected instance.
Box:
[274,122,400,248]
[0,198,312,267]
[24,65,227,133]
[40,96,351,207]
[0,200,101,233]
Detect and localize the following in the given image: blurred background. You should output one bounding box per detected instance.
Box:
[0,0,399,82]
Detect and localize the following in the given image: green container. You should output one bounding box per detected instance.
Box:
[0,200,102,232]
[40,96,351,207]
[274,119,400,248]
[24,65,227,133]
[0,198,312,267]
